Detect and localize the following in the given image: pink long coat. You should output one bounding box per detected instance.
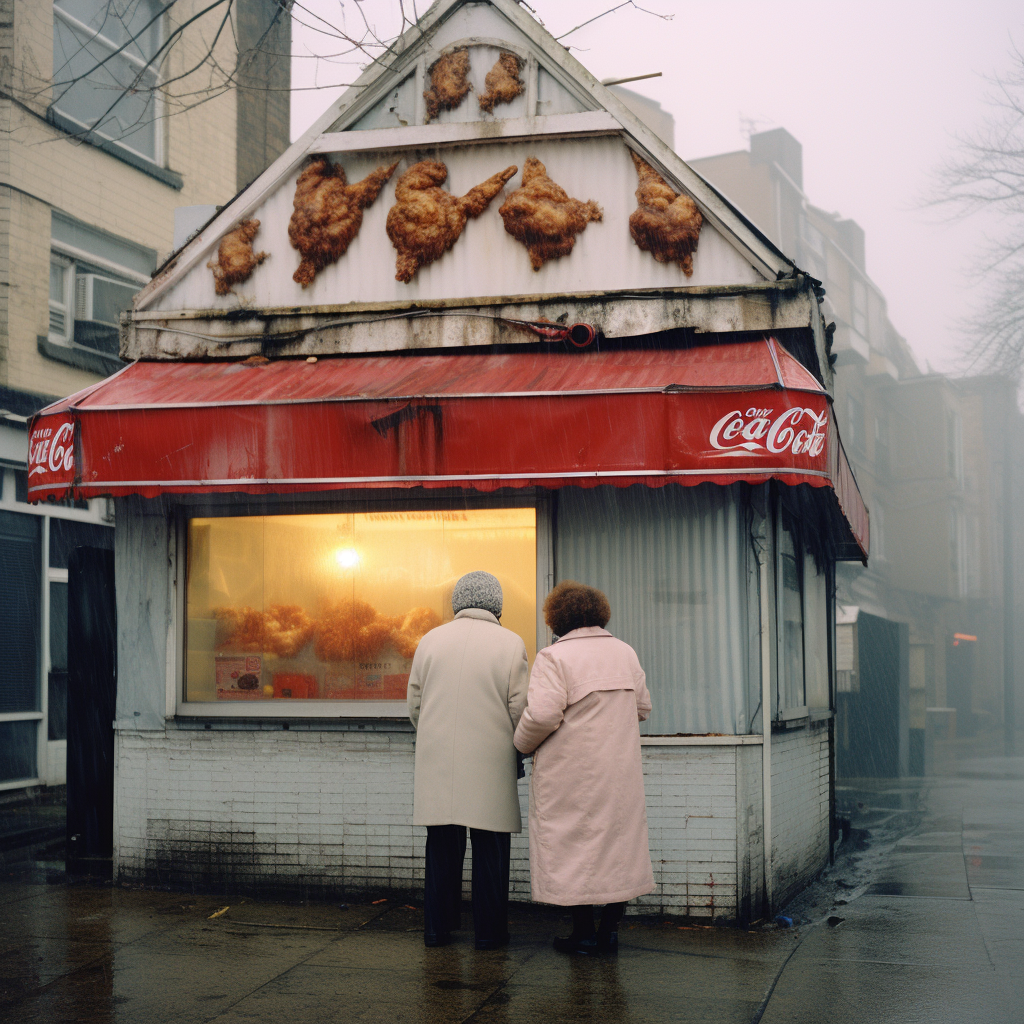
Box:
[513,627,655,906]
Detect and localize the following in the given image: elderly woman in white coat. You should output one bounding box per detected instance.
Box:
[514,580,654,955]
[408,571,529,950]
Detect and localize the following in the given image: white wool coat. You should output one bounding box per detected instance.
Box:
[514,627,655,906]
[408,608,529,833]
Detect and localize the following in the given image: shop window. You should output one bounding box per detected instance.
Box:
[52,0,163,164]
[183,509,537,709]
[802,552,829,710]
[778,521,805,712]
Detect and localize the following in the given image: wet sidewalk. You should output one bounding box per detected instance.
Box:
[1,754,1022,1023]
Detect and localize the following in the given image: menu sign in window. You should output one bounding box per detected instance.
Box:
[184,509,536,703]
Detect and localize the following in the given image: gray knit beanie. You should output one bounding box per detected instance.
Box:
[452,571,503,618]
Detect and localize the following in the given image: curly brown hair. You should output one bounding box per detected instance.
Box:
[543,580,611,637]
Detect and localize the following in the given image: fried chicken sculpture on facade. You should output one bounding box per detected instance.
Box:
[207,219,268,295]
[478,52,523,113]
[287,156,399,287]
[499,158,603,270]
[627,150,703,277]
[423,49,472,121]
[386,160,518,282]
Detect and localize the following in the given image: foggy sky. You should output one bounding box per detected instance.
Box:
[290,0,1023,376]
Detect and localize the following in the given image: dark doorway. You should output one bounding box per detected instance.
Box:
[66,547,116,876]
[837,612,909,777]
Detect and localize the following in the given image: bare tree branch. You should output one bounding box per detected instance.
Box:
[930,43,1024,379]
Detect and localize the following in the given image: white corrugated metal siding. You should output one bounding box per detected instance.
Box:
[554,484,756,735]
[151,137,762,314]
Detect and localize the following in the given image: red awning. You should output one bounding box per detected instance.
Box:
[27,337,868,558]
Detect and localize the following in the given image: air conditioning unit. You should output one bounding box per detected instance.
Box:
[75,274,138,328]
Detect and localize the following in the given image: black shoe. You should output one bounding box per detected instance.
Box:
[596,930,618,954]
[474,933,510,951]
[552,934,599,955]
[424,932,453,947]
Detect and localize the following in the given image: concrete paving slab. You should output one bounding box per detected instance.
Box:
[489,947,770,1024]
[759,955,1012,1024]
[863,849,971,899]
[0,936,110,1005]
[786,896,991,969]
[970,888,1024,977]
[207,962,502,1024]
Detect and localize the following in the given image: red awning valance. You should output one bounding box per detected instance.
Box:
[27,338,868,559]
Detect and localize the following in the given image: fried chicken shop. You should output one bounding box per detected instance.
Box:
[25,0,870,922]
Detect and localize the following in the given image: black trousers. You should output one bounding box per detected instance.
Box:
[424,825,511,943]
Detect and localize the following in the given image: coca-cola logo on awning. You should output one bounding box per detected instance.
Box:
[28,420,75,477]
[710,406,827,458]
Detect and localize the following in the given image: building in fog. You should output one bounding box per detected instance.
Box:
[691,128,1023,772]
[0,0,290,794]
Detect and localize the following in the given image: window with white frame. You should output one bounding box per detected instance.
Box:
[777,518,806,713]
[851,278,868,337]
[0,484,113,787]
[872,501,886,562]
[48,214,154,357]
[48,255,75,344]
[182,507,537,714]
[946,408,963,485]
[52,0,164,163]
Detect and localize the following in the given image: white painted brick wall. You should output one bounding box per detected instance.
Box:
[770,721,831,905]
[115,726,831,920]
[114,730,753,920]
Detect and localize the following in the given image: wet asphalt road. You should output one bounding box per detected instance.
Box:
[1,752,1021,1023]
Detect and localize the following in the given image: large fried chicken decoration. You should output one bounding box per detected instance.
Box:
[628,150,703,276]
[207,219,268,295]
[288,156,399,287]
[479,52,523,113]
[499,158,603,270]
[386,160,518,282]
[424,49,471,122]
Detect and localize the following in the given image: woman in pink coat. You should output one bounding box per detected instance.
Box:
[514,581,654,955]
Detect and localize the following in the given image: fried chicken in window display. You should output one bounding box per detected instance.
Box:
[498,158,603,270]
[263,604,315,658]
[288,156,400,287]
[392,607,443,659]
[478,52,524,113]
[386,160,518,282]
[423,48,472,122]
[627,151,703,277]
[214,606,266,652]
[207,219,269,295]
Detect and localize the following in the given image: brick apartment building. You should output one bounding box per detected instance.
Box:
[0,0,291,793]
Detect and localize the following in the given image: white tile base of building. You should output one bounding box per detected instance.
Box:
[113,723,830,924]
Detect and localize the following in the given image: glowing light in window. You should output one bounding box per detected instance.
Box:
[335,547,360,569]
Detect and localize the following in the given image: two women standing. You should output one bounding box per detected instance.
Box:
[408,573,653,954]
